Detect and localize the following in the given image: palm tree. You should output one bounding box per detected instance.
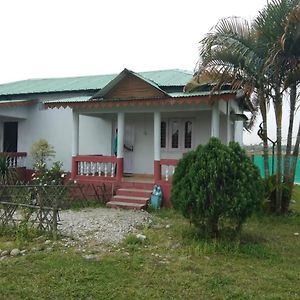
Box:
[190,0,300,213]
[188,16,271,177]
[254,0,300,212]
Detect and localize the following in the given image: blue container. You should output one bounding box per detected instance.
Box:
[150,185,162,209]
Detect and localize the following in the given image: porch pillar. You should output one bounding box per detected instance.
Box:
[116,112,125,181]
[234,121,243,145]
[154,111,161,182]
[211,102,220,138]
[226,101,231,144]
[71,110,79,179]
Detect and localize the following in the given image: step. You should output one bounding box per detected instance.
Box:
[120,181,154,190]
[112,195,149,204]
[117,188,152,198]
[106,201,146,210]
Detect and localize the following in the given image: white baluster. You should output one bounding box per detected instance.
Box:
[97,162,101,176]
[91,162,95,176]
[86,162,90,176]
[80,162,84,175]
[172,166,175,175]
[165,166,169,181]
[104,163,108,177]
[9,157,12,168]
[16,156,20,167]
[111,163,114,177]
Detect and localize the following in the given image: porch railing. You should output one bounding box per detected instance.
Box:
[0,152,27,168]
[160,159,178,182]
[72,155,117,180]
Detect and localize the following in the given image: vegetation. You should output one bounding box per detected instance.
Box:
[30,139,56,168]
[171,138,263,237]
[187,0,300,214]
[0,155,18,184]
[0,188,300,299]
[32,160,66,186]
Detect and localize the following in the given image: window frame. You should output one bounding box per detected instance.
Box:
[161,118,194,151]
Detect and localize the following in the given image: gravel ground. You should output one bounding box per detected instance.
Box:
[58,207,152,245]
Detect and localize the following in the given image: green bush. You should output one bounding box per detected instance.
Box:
[171,138,263,237]
[30,139,55,167]
[0,155,18,184]
[32,161,66,185]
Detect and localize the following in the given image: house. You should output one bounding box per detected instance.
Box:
[0,68,247,208]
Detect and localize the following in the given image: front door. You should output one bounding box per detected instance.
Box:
[124,124,134,174]
[3,122,18,152]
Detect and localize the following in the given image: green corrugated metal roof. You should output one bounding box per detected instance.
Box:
[44,90,236,105]
[169,90,236,97]
[0,69,193,96]
[43,96,91,104]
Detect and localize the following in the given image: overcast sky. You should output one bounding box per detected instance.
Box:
[0,0,298,145]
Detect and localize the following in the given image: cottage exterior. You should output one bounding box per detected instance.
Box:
[0,69,246,207]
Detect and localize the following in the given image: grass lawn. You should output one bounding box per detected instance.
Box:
[1,189,300,299]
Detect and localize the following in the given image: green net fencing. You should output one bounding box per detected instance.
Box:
[252,156,300,183]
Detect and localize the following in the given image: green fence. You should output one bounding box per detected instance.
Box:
[252,156,300,183]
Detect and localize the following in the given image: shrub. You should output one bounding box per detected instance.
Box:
[30,139,55,168]
[32,161,66,185]
[0,155,18,184]
[171,138,263,237]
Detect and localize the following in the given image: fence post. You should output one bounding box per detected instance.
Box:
[52,194,58,240]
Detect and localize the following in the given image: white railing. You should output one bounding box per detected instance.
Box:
[0,152,27,168]
[72,155,117,179]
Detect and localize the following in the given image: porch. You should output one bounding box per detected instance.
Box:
[69,101,241,207]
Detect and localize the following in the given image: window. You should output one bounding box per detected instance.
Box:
[170,120,180,149]
[161,121,167,148]
[184,121,192,149]
[161,119,193,151]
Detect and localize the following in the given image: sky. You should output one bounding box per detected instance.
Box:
[0,0,298,145]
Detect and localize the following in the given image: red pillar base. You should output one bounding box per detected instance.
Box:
[154,160,161,183]
[117,157,124,182]
[71,156,77,180]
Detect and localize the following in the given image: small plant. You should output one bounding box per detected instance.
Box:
[30,139,55,168]
[32,161,66,186]
[172,138,263,237]
[0,155,18,184]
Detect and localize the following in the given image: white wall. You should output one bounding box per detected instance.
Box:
[18,105,73,170]
[0,105,29,119]
[79,115,112,156]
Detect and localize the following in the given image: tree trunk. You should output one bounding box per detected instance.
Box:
[274,90,283,214]
[259,95,270,177]
[282,84,297,212]
[284,84,296,182]
[282,121,300,213]
[291,122,300,184]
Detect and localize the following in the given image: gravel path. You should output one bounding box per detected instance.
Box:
[58,208,152,245]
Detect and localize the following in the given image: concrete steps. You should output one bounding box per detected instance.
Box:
[107,186,153,210]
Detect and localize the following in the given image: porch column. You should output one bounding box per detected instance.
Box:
[71,110,79,179]
[154,111,161,182]
[116,112,125,181]
[226,101,231,144]
[211,102,220,138]
[234,121,243,145]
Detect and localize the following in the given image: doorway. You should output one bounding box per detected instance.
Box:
[124,124,135,174]
[3,122,18,152]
